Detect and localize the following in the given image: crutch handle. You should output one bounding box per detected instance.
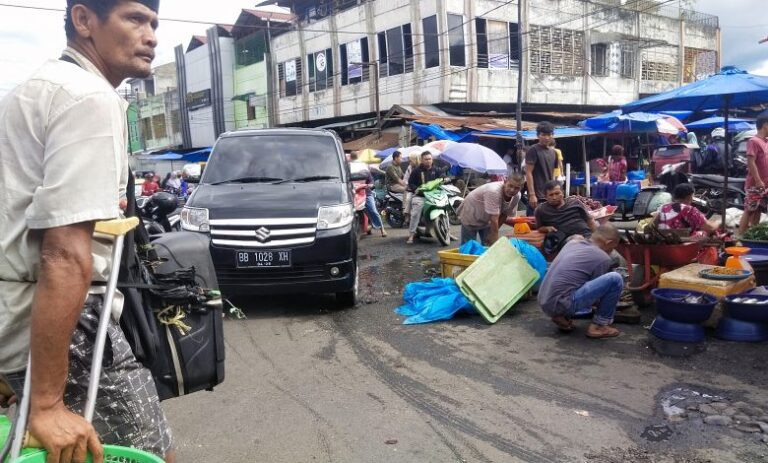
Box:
[0,379,13,397]
[94,217,139,237]
[22,432,41,449]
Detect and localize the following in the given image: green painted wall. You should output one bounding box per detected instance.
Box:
[234,61,269,129]
[126,103,142,153]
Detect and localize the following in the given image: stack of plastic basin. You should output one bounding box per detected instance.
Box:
[650,288,717,343]
[718,294,768,342]
[627,170,646,181]
[616,182,641,210]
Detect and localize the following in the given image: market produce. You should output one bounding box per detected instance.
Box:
[572,195,603,211]
[743,223,768,241]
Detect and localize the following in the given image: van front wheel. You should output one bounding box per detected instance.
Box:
[336,265,358,308]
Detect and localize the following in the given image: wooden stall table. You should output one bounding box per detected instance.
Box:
[658,263,756,327]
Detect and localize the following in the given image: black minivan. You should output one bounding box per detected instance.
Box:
[180,128,358,306]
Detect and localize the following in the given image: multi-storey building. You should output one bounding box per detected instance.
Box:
[266,0,719,126]
[174,25,236,148]
[126,62,183,153]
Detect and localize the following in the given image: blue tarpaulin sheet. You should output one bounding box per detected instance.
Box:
[396,278,474,325]
[410,122,475,142]
[475,127,605,141]
[136,148,211,163]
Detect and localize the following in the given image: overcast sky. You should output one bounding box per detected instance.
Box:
[0,0,765,98]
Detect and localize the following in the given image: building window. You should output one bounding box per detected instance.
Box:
[141,118,152,140]
[529,25,584,76]
[591,44,608,77]
[509,22,520,65]
[307,48,334,93]
[620,46,636,79]
[447,14,466,67]
[235,32,266,67]
[340,38,370,85]
[377,24,414,78]
[278,58,302,97]
[476,19,519,69]
[152,114,167,139]
[684,47,717,83]
[641,49,678,82]
[423,16,440,69]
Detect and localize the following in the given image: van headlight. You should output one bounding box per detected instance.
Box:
[180,206,210,232]
[317,203,353,230]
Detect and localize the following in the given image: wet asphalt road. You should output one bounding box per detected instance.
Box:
[164,226,768,462]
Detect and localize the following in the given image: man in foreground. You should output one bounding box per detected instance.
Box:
[458,173,524,245]
[0,1,173,461]
[739,110,768,235]
[537,224,623,338]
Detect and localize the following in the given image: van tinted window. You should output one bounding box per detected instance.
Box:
[203,135,343,184]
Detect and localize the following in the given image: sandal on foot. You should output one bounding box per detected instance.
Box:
[551,316,574,333]
[586,325,620,339]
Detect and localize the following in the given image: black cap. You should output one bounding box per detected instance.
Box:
[67,0,159,13]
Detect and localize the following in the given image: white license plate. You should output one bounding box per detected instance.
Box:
[235,250,291,268]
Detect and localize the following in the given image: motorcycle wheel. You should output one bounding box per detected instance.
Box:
[433,215,451,246]
[386,209,405,228]
[448,209,461,226]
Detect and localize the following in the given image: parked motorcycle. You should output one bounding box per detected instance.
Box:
[412,178,458,246]
[137,192,181,236]
[384,183,463,230]
[350,174,371,237]
[690,173,746,217]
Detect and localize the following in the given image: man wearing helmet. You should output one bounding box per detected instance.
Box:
[0,1,173,462]
[740,111,768,235]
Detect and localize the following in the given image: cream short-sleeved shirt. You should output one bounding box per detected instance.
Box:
[0,48,128,374]
[458,181,520,230]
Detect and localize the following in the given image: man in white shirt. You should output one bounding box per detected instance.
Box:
[458,174,524,245]
[0,1,173,462]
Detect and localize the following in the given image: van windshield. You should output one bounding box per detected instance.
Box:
[203,135,343,185]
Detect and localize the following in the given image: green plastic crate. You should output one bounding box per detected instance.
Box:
[455,239,538,323]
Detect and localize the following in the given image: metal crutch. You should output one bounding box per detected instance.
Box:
[9,217,140,461]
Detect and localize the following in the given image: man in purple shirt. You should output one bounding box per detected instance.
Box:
[537,224,623,338]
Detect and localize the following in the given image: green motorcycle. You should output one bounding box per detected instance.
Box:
[414,178,461,246]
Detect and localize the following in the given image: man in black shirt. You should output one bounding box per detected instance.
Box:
[535,180,596,240]
[406,151,441,244]
[525,121,557,209]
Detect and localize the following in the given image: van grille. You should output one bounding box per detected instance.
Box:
[209,217,317,248]
[216,264,328,285]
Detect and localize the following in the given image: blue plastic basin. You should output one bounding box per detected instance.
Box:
[724,294,768,323]
[741,239,768,250]
[650,315,706,343]
[651,288,717,323]
[716,317,768,342]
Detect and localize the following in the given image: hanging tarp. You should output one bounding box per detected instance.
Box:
[410,122,474,142]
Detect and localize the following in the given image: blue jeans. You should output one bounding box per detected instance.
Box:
[460,225,490,245]
[365,194,383,229]
[568,272,623,325]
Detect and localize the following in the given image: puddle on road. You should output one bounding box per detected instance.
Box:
[641,424,674,442]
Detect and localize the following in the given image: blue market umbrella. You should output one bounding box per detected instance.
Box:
[439,143,507,175]
[621,66,768,228]
[376,147,398,159]
[685,116,755,132]
[580,111,686,134]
